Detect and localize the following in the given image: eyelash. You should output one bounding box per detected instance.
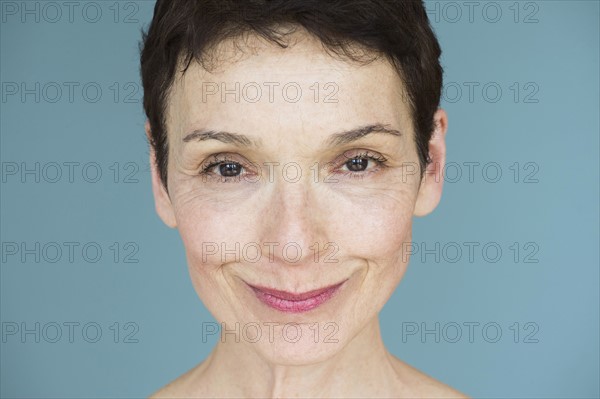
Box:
[198,151,389,182]
[334,151,389,180]
[199,154,251,182]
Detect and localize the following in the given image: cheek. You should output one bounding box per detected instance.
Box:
[318,187,416,324]
[325,185,417,263]
[173,182,418,267]
[172,200,248,314]
[171,194,237,270]
[170,186,264,274]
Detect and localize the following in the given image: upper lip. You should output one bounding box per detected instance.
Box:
[246,280,347,301]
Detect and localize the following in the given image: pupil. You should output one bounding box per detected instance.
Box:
[219,163,241,177]
[347,158,368,172]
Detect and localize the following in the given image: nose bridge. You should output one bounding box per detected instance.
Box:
[260,176,324,265]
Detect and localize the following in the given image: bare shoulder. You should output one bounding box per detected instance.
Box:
[149,361,209,399]
[389,354,471,398]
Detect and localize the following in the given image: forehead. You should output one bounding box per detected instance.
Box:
[165,31,413,142]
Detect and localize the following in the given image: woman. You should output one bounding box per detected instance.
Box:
[141,1,468,397]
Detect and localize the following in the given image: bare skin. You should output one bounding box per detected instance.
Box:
[151,316,468,398]
[147,29,468,398]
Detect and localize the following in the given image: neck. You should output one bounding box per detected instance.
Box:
[198,315,404,398]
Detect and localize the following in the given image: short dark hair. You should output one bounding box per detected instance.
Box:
[140,0,443,190]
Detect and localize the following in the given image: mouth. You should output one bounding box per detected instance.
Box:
[245,280,348,313]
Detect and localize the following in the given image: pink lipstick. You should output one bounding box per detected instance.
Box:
[247,281,346,313]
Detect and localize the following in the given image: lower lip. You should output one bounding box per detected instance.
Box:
[248,281,346,313]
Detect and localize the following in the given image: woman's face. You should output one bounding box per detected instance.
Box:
[149,32,446,364]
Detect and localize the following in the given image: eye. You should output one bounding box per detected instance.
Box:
[199,154,253,182]
[216,162,243,177]
[337,150,388,177]
[345,157,370,172]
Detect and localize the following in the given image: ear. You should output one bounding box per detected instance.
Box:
[414,109,448,217]
[146,121,177,228]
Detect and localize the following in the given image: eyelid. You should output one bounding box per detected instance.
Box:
[336,149,388,166]
[198,153,258,180]
[200,153,244,170]
[327,148,389,177]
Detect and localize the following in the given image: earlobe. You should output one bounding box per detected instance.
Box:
[145,121,177,228]
[413,109,448,217]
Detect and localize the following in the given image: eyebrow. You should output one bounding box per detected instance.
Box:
[182,130,260,147]
[325,123,402,147]
[182,123,401,148]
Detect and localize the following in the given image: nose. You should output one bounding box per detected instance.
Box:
[258,175,327,266]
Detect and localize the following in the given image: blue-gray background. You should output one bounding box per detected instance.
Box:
[1,1,598,397]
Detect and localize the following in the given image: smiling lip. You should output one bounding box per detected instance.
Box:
[246,280,347,313]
